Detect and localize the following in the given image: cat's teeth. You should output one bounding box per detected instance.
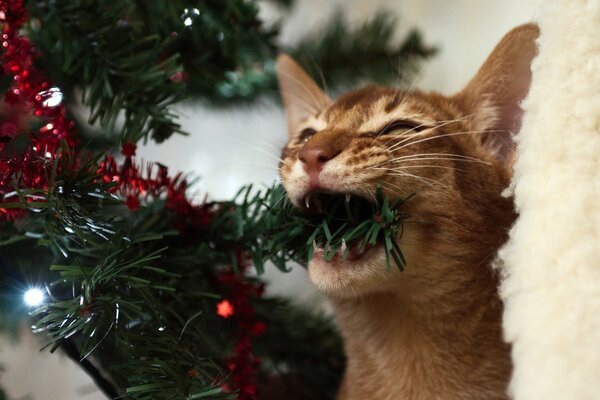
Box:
[312,240,318,252]
[304,193,311,209]
[345,194,351,203]
[341,239,347,252]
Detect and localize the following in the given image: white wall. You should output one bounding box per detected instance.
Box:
[0,1,540,398]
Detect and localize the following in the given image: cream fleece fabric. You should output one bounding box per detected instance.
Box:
[498,1,600,399]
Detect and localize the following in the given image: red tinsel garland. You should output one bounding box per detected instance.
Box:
[0,0,75,220]
[0,1,264,397]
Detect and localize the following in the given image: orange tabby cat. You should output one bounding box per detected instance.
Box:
[276,24,539,400]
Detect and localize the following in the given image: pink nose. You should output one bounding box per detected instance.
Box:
[298,143,339,174]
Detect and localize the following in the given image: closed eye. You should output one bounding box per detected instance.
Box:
[379,120,427,135]
[298,127,317,143]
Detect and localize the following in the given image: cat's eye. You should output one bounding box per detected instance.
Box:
[379,120,425,135]
[298,127,317,143]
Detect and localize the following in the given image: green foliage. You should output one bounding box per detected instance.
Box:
[254,298,344,399]
[2,1,433,397]
[291,12,436,90]
[25,0,276,144]
[0,150,409,398]
[24,0,435,145]
[0,157,350,398]
[215,184,411,274]
[1,154,228,397]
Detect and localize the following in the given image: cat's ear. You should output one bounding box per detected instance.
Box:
[276,54,330,136]
[453,23,539,161]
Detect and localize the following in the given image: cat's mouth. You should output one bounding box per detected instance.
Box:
[300,190,381,262]
[300,190,375,218]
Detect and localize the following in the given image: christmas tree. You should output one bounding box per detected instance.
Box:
[0,0,434,398]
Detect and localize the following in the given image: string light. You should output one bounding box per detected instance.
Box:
[23,288,44,307]
[39,87,63,107]
[181,8,200,27]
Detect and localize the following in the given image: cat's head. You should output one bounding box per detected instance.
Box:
[277,24,539,300]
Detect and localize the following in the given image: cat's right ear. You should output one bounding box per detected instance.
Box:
[453,24,539,162]
[276,54,330,137]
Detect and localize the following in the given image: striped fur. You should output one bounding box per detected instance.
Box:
[277,24,539,400]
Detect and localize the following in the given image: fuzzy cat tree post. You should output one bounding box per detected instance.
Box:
[499,1,600,399]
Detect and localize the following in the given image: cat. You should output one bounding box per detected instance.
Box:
[275,24,539,400]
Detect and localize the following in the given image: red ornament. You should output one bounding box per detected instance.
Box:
[216,299,234,318]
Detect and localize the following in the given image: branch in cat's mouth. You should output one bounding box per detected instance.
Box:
[299,188,409,268]
[300,190,375,221]
[215,184,412,274]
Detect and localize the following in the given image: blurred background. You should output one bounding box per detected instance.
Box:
[1,0,540,398]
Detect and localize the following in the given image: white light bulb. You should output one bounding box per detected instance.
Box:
[24,288,45,307]
[39,87,63,107]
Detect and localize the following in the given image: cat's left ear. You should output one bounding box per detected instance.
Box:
[453,23,540,161]
[276,54,330,137]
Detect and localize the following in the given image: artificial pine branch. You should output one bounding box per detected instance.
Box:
[290,11,437,90]
[60,339,120,400]
[1,151,408,398]
[25,0,276,143]
[253,297,344,399]
[215,183,411,274]
[1,1,427,397]
[23,0,434,144]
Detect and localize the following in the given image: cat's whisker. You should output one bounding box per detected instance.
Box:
[387,129,508,153]
[369,153,490,170]
[367,115,477,155]
[310,57,329,95]
[380,181,408,199]
[367,189,378,205]
[234,134,283,151]
[374,164,469,174]
[246,145,285,164]
[394,114,476,140]
[278,70,327,114]
[382,114,480,150]
[367,120,433,151]
[371,157,485,170]
[386,171,451,190]
[388,153,487,163]
[228,162,280,172]
[229,137,284,161]
[267,192,289,212]
[396,58,426,107]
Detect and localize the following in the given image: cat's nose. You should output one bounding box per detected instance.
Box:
[298,143,340,174]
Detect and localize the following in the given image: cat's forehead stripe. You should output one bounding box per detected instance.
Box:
[358,104,436,133]
[309,87,448,135]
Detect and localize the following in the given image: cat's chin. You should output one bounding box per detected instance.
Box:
[308,243,397,299]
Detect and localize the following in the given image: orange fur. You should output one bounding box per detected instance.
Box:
[277,24,539,400]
